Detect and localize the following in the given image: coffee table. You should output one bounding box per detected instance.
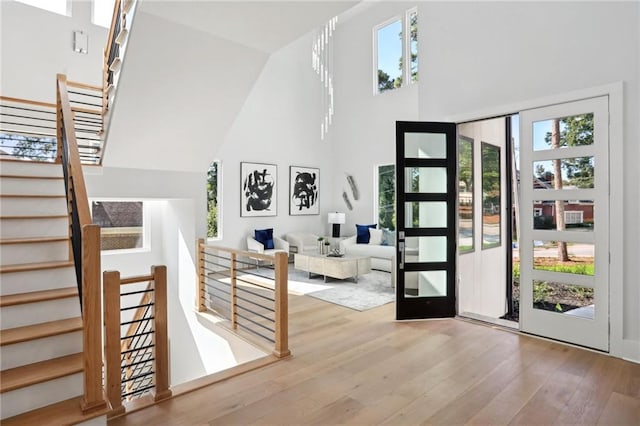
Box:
[294,253,371,283]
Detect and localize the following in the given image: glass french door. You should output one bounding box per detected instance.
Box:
[395,121,457,320]
[519,97,609,351]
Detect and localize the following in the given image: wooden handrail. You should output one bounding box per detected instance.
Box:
[0,95,56,108]
[56,74,91,227]
[104,0,122,67]
[57,74,107,414]
[67,80,102,91]
[197,240,290,358]
[103,265,171,417]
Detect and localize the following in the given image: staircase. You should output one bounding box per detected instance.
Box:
[0,159,103,424]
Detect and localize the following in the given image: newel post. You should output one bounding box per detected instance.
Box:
[103,270,125,417]
[196,238,205,312]
[152,265,172,402]
[273,251,290,358]
[81,224,108,413]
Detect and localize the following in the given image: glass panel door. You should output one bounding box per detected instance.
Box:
[396,122,457,319]
[519,97,609,351]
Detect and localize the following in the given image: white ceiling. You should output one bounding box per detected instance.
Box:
[140,0,361,54]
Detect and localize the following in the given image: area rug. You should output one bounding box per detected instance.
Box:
[251,268,395,311]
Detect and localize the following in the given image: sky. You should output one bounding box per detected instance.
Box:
[377,19,403,81]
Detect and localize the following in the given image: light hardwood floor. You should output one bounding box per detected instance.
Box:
[110,293,640,425]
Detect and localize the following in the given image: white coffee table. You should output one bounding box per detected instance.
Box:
[294,253,371,283]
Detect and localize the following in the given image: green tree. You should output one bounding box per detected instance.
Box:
[3,133,56,161]
[206,162,218,238]
[378,69,395,92]
[378,165,396,230]
[544,113,594,188]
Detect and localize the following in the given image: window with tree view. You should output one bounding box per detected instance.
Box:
[458,136,474,253]
[207,161,220,239]
[375,8,418,94]
[377,164,395,230]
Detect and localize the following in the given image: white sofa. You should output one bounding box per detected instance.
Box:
[339,235,395,273]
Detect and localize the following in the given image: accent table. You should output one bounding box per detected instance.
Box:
[294,253,372,283]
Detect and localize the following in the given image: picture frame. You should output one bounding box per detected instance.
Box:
[241,162,277,217]
[289,165,320,216]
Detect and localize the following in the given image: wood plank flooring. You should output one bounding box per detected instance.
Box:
[109,293,640,425]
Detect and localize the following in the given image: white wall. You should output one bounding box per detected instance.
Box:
[215,31,334,249]
[330,2,419,236]
[0,0,106,101]
[414,1,639,359]
[103,10,269,173]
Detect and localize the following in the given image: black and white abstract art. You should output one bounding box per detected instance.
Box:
[289,166,319,215]
[241,162,277,217]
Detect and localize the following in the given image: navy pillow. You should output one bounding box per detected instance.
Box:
[254,228,274,250]
[356,224,376,244]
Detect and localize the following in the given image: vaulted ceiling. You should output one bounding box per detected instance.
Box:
[140,1,360,53]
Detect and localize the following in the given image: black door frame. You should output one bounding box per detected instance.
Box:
[395,121,457,320]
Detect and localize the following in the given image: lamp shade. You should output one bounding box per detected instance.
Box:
[327,212,345,224]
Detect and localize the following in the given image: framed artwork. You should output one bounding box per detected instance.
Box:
[241,162,277,217]
[289,166,319,215]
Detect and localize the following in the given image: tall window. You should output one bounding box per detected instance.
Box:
[374,8,418,94]
[376,164,396,230]
[92,0,116,28]
[458,136,474,253]
[91,201,145,251]
[14,0,69,16]
[207,161,221,239]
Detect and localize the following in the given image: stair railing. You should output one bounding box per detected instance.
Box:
[56,73,107,413]
[0,96,58,161]
[102,0,137,146]
[103,265,171,417]
[196,239,290,358]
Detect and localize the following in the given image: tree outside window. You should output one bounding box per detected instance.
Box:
[375,8,418,94]
[207,161,220,239]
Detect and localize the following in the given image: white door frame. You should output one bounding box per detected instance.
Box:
[445,83,625,357]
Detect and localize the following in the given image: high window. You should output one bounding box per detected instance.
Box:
[91,201,145,251]
[374,8,418,94]
[207,161,221,239]
[14,0,69,16]
[92,0,116,28]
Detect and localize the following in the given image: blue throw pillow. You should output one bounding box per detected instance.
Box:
[356,224,376,244]
[254,228,274,249]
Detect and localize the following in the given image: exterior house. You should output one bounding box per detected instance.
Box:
[1,0,639,423]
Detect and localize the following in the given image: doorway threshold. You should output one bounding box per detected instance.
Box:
[457,311,519,330]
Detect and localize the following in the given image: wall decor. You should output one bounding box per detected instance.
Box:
[290,166,319,215]
[241,162,277,217]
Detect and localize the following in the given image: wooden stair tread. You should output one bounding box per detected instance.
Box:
[0,194,65,198]
[0,353,83,393]
[0,317,82,346]
[0,215,67,220]
[0,174,62,180]
[0,260,73,274]
[0,158,56,164]
[1,395,109,426]
[0,287,77,307]
[0,236,68,245]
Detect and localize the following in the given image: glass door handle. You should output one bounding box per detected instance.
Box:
[398,242,405,270]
